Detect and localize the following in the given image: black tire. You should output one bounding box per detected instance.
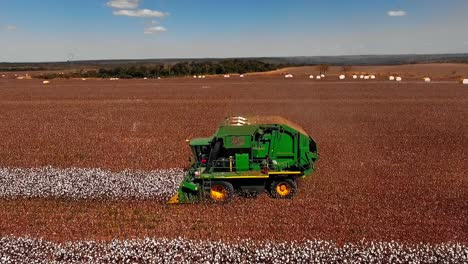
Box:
[208,181,234,203]
[269,179,297,199]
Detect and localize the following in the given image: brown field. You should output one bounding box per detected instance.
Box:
[0,75,467,244]
[268,63,468,80]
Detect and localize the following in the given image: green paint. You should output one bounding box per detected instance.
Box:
[171,116,319,203]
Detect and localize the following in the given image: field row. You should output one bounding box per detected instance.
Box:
[1,236,466,263]
[0,167,183,200]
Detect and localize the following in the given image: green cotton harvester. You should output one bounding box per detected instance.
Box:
[168,116,319,204]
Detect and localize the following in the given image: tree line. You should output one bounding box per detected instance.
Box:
[39,59,279,79]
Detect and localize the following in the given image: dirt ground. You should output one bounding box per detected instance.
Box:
[0,76,467,244]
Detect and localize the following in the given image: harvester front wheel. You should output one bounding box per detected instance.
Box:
[209,181,234,203]
[269,179,297,199]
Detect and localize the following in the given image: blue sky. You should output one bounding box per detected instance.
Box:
[1,0,468,62]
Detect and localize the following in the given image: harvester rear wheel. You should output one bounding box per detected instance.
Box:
[209,181,234,203]
[269,179,297,199]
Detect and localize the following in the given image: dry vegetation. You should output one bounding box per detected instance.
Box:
[0,76,467,257]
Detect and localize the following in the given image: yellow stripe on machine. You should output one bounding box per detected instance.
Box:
[269,171,302,175]
[221,175,269,179]
[213,171,302,179]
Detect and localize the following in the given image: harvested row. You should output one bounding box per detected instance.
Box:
[1,236,466,263]
[0,167,183,200]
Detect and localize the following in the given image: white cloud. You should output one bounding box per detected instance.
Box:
[5,25,17,31]
[106,0,139,9]
[388,10,407,17]
[144,26,167,34]
[113,9,168,18]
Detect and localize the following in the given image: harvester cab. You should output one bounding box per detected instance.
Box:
[168,116,319,204]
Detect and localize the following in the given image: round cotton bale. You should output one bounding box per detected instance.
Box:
[316,76,321,80]
[396,77,402,82]
[42,80,50,84]
[309,75,314,79]
[424,77,431,83]
[353,75,357,79]
[339,75,345,80]
[370,75,376,79]
[462,79,468,84]
[389,76,395,81]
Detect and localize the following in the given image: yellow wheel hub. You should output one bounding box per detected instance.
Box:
[276,183,291,196]
[210,185,227,201]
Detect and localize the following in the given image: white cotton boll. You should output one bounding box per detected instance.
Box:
[0,236,466,262]
[309,75,314,79]
[0,167,185,200]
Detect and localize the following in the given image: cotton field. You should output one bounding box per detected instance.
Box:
[0,167,184,200]
[0,236,466,264]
